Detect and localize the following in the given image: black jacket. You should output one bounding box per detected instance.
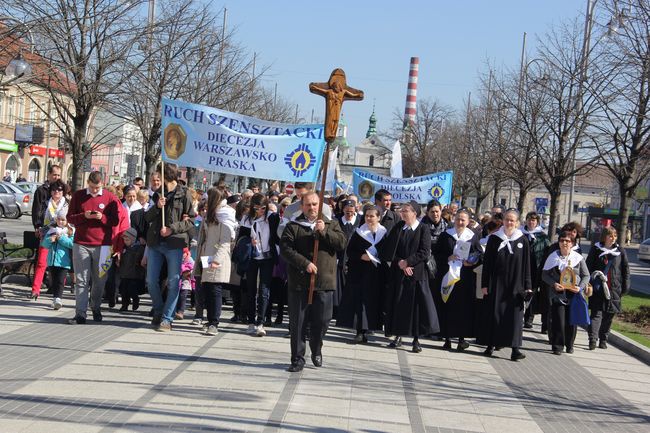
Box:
[32,181,51,229]
[380,209,401,234]
[586,243,630,313]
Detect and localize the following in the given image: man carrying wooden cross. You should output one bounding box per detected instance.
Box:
[279,68,363,372]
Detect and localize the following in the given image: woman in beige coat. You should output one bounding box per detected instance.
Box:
[194,187,235,336]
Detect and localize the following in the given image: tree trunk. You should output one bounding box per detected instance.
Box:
[517,185,531,215]
[617,180,634,244]
[492,180,501,207]
[547,186,562,242]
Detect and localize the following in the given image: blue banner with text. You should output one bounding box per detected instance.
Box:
[161,98,326,182]
[352,169,453,204]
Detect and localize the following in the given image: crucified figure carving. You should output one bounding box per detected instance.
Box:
[309,68,364,142]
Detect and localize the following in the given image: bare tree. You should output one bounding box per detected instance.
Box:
[521,19,606,239]
[491,69,543,213]
[385,98,454,177]
[2,0,150,190]
[589,0,650,241]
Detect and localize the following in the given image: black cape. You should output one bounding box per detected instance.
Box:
[433,230,482,338]
[379,221,439,337]
[477,234,532,348]
[334,215,361,307]
[337,230,386,331]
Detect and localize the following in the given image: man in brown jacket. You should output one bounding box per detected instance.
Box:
[280,191,347,372]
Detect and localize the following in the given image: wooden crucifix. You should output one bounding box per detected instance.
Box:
[308,68,363,304]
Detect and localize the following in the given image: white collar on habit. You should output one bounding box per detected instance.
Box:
[543,249,583,271]
[343,214,357,225]
[595,242,620,257]
[356,223,387,246]
[494,227,524,254]
[521,225,544,240]
[445,227,474,242]
[402,220,420,231]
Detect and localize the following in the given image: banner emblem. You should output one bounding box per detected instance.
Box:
[430,183,444,199]
[164,124,187,160]
[285,143,315,177]
[358,180,374,200]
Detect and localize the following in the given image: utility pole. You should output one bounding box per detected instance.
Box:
[568,0,596,224]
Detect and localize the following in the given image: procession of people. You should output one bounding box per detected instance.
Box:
[23,168,631,372]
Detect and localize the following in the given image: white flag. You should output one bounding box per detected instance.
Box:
[317,146,338,192]
[390,140,403,178]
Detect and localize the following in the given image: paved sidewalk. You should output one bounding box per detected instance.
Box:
[1,284,649,433]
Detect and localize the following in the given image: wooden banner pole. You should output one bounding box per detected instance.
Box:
[161,158,165,227]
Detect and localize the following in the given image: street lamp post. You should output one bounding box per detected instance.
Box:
[568,0,625,224]
[0,17,34,91]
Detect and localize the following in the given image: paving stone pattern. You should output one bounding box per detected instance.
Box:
[1,285,649,433]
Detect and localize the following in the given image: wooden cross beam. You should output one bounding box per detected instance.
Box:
[307,68,363,304]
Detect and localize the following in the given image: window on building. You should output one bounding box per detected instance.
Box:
[17,97,25,123]
[573,202,580,213]
[369,155,374,167]
[500,198,507,206]
[8,96,15,123]
[0,93,4,124]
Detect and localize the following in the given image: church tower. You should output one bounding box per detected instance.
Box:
[366,105,377,138]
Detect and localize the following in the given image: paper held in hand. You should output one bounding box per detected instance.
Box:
[453,240,471,261]
[560,266,577,290]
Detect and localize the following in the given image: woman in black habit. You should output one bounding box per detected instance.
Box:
[379,201,439,353]
[337,205,387,343]
[479,209,532,361]
[434,209,482,351]
[334,199,361,314]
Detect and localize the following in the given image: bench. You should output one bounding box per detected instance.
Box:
[0,231,38,295]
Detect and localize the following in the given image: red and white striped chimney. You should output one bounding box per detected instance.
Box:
[404,57,419,128]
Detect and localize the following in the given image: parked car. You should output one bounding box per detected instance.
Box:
[15,182,39,214]
[0,183,21,219]
[639,238,650,263]
[0,181,30,216]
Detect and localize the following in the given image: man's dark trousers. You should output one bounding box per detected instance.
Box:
[288,289,333,366]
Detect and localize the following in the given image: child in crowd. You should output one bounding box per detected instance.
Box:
[118,228,146,312]
[176,248,195,320]
[41,209,74,310]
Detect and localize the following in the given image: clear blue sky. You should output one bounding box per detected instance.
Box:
[214,0,585,146]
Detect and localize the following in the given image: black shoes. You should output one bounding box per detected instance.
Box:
[412,340,422,353]
[523,322,533,329]
[119,305,129,312]
[287,362,304,372]
[67,315,86,325]
[588,341,597,350]
[388,336,402,348]
[442,339,452,350]
[511,349,526,361]
[311,354,323,367]
[599,340,608,349]
[566,347,574,354]
[457,340,470,351]
[151,315,162,328]
[483,346,494,357]
[92,309,102,322]
[352,333,364,344]
[552,349,562,355]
